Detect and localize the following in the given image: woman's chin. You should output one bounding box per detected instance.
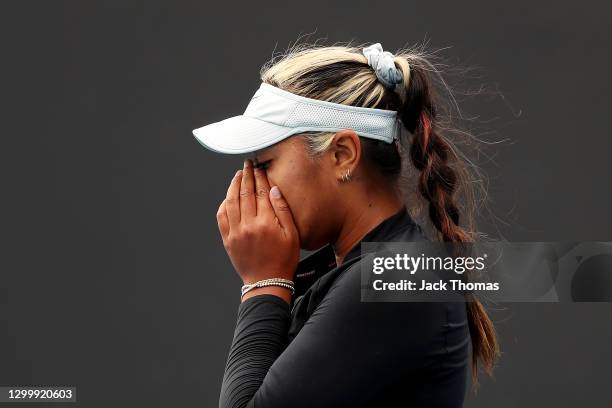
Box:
[295,217,330,251]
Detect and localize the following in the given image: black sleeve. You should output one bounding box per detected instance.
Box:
[218,294,291,408]
[217,263,467,408]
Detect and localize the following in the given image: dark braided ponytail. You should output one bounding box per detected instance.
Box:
[400,61,500,386]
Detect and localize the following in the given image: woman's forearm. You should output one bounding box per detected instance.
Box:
[218,294,291,408]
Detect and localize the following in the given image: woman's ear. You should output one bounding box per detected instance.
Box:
[330,129,361,180]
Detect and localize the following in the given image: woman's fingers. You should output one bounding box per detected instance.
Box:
[240,160,256,219]
[225,169,242,229]
[220,168,300,287]
[269,185,297,237]
[216,199,229,238]
[253,166,273,216]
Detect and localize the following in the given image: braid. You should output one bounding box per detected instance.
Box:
[404,65,469,243]
[410,110,470,242]
[403,64,499,386]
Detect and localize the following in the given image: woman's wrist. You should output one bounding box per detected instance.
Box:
[241,285,292,304]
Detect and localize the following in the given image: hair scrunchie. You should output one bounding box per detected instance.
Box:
[362,42,404,89]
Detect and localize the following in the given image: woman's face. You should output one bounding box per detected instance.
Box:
[252,135,341,250]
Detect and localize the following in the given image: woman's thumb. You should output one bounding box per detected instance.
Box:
[269,185,295,231]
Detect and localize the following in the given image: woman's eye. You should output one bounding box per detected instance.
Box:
[254,160,272,170]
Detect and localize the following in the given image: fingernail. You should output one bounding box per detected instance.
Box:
[243,159,251,168]
[235,169,242,177]
[270,185,281,198]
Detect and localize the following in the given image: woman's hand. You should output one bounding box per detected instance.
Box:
[217,159,300,302]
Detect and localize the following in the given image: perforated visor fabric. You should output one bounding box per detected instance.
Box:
[284,102,399,143]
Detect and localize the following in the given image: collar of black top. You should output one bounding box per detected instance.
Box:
[294,205,425,290]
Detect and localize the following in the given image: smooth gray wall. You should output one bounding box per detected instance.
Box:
[1,1,611,407]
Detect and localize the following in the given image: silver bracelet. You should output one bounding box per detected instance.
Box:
[241,278,295,297]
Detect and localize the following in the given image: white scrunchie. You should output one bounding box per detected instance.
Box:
[362,43,404,89]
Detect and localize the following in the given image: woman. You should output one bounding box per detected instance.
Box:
[192,41,499,407]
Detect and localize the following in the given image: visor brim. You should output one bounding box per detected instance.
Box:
[192,115,297,154]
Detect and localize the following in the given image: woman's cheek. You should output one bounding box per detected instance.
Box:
[264,169,278,190]
[265,172,292,205]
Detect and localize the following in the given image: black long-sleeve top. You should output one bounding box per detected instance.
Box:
[218,206,470,407]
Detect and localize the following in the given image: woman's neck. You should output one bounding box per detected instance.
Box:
[333,189,404,267]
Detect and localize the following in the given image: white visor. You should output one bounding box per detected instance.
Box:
[192,82,401,154]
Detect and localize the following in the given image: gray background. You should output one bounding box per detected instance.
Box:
[1,1,611,407]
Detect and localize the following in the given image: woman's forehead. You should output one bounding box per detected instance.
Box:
[254,145,270,155]
[254,141,284,157]
[253,135,303,160]
[252,145,274,160]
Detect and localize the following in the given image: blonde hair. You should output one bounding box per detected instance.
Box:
[259,40,500,386]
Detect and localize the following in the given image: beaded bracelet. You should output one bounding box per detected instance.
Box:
[241,278,295,297]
